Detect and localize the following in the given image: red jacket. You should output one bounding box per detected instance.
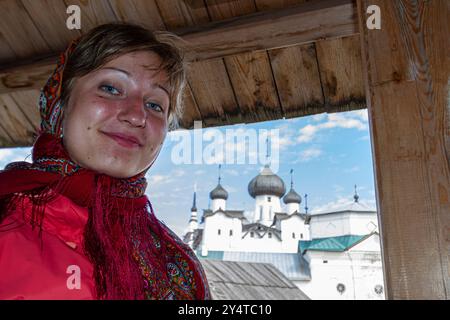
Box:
[0,193,207,299]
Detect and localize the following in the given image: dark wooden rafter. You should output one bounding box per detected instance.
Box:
[0,0,357,95]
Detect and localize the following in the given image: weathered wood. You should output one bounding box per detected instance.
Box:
[8,89,41,131]
[108,0,166,30]
[186,58,238,126]
[178,0,358,61]
[255,0,306,11]
[0,0,357,95]
[156,0,210,29]
[225,51,282,122]
[357,0,449,299]
[62,0,118,29]
[177,83,202,130]
[208,0,282,124]
[21,0,82,52]
[268,43,324,118]
[0,0,51,58]
[0,94,35,146]
[315,35,366,111]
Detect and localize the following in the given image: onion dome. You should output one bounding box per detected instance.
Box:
[283,188,302,204]
[209,183,228,200]
[283,168,302,204]
[248,165,286,198]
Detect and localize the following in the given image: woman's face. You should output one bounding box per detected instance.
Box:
[62,51,170,178]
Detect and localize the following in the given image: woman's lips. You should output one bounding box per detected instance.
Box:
[101,132,142,149]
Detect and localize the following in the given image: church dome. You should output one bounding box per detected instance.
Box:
[248,165,286,198]
[283,188,302,204]
[209,183,228,200]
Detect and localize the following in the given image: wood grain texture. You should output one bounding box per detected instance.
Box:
[357,0,450,299]
[21,0,81,52]
[315,35,366,111]
[268,44,324,118]
[156,0,209,29]
[108,0,165,30]
[62,0,118,31]
[186,58,239,126]
[0,0,51,58]
[225,51,282,121]
[0,93,36,146]
[208,0,282,124]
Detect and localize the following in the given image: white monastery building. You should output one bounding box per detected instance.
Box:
[183,165,385,300]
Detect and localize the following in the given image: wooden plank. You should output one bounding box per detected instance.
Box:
[178,83,202,129]
[255,0,306,11]
[0,30,17,63]
[8,89,41,131]
[156,0,210,29]
[225,51,282,121]
[357,0,449,299]
[0,94,35,146]
[0,0,358,95]
[108,0,165,30]
[177,0,358,61]
[205,0,256,19]
[207,0,282,123]
[0,56,57,94]
[21,0,82,52]
[157,0,237,128]
[186,58,239,126]
[315,35,365,111]
[0,0,51,58]
[268,43,324,118]
[62,0,118,30]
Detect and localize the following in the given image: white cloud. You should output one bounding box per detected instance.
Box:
[296,111,368,144]
[225,169,239,176]
[312,113,327,122]
[296,147,323,162]
[344,166,360,173]
[0,149,13,161]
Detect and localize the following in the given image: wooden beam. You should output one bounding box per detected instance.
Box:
[357,0,449,299]
[0,0,357,95]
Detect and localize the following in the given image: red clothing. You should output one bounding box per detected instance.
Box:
[0,192,205,299]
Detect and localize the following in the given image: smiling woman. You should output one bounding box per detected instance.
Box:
[0,23,210,300]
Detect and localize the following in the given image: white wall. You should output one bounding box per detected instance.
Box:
[254,195,281,226]
[294,240,385,300]
[309,212,378,238]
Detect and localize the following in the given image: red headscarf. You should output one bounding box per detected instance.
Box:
[0,37,210,300]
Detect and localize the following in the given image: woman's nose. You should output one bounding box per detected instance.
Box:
[117,96,146,128]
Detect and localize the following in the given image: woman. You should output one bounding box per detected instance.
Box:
[0,23,210,300]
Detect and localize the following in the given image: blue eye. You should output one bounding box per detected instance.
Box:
[146,102,163,112]
[100,84,120,95]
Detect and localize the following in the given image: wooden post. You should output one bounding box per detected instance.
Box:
[357,0,449,299]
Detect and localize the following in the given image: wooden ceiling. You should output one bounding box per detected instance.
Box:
[0,0,365,148]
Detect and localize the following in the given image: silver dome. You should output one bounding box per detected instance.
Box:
[248,165,286,198]
[283,188,302,204]
[209,183,228,200]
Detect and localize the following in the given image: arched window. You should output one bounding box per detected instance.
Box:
[250,231,254,238]
[300,233,304,239]
[268,232,272,238]
[267,196,271,202]
[292,232,296,239]
[218,229,221,235]
[229,229,233,236]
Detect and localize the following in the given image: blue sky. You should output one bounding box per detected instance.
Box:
[0,109,376,238]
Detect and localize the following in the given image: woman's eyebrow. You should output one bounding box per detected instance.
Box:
[102,66,130,76]
[102,67,169,98]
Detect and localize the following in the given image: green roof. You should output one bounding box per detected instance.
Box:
[299,234,367,253]
[195,250,224,260]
